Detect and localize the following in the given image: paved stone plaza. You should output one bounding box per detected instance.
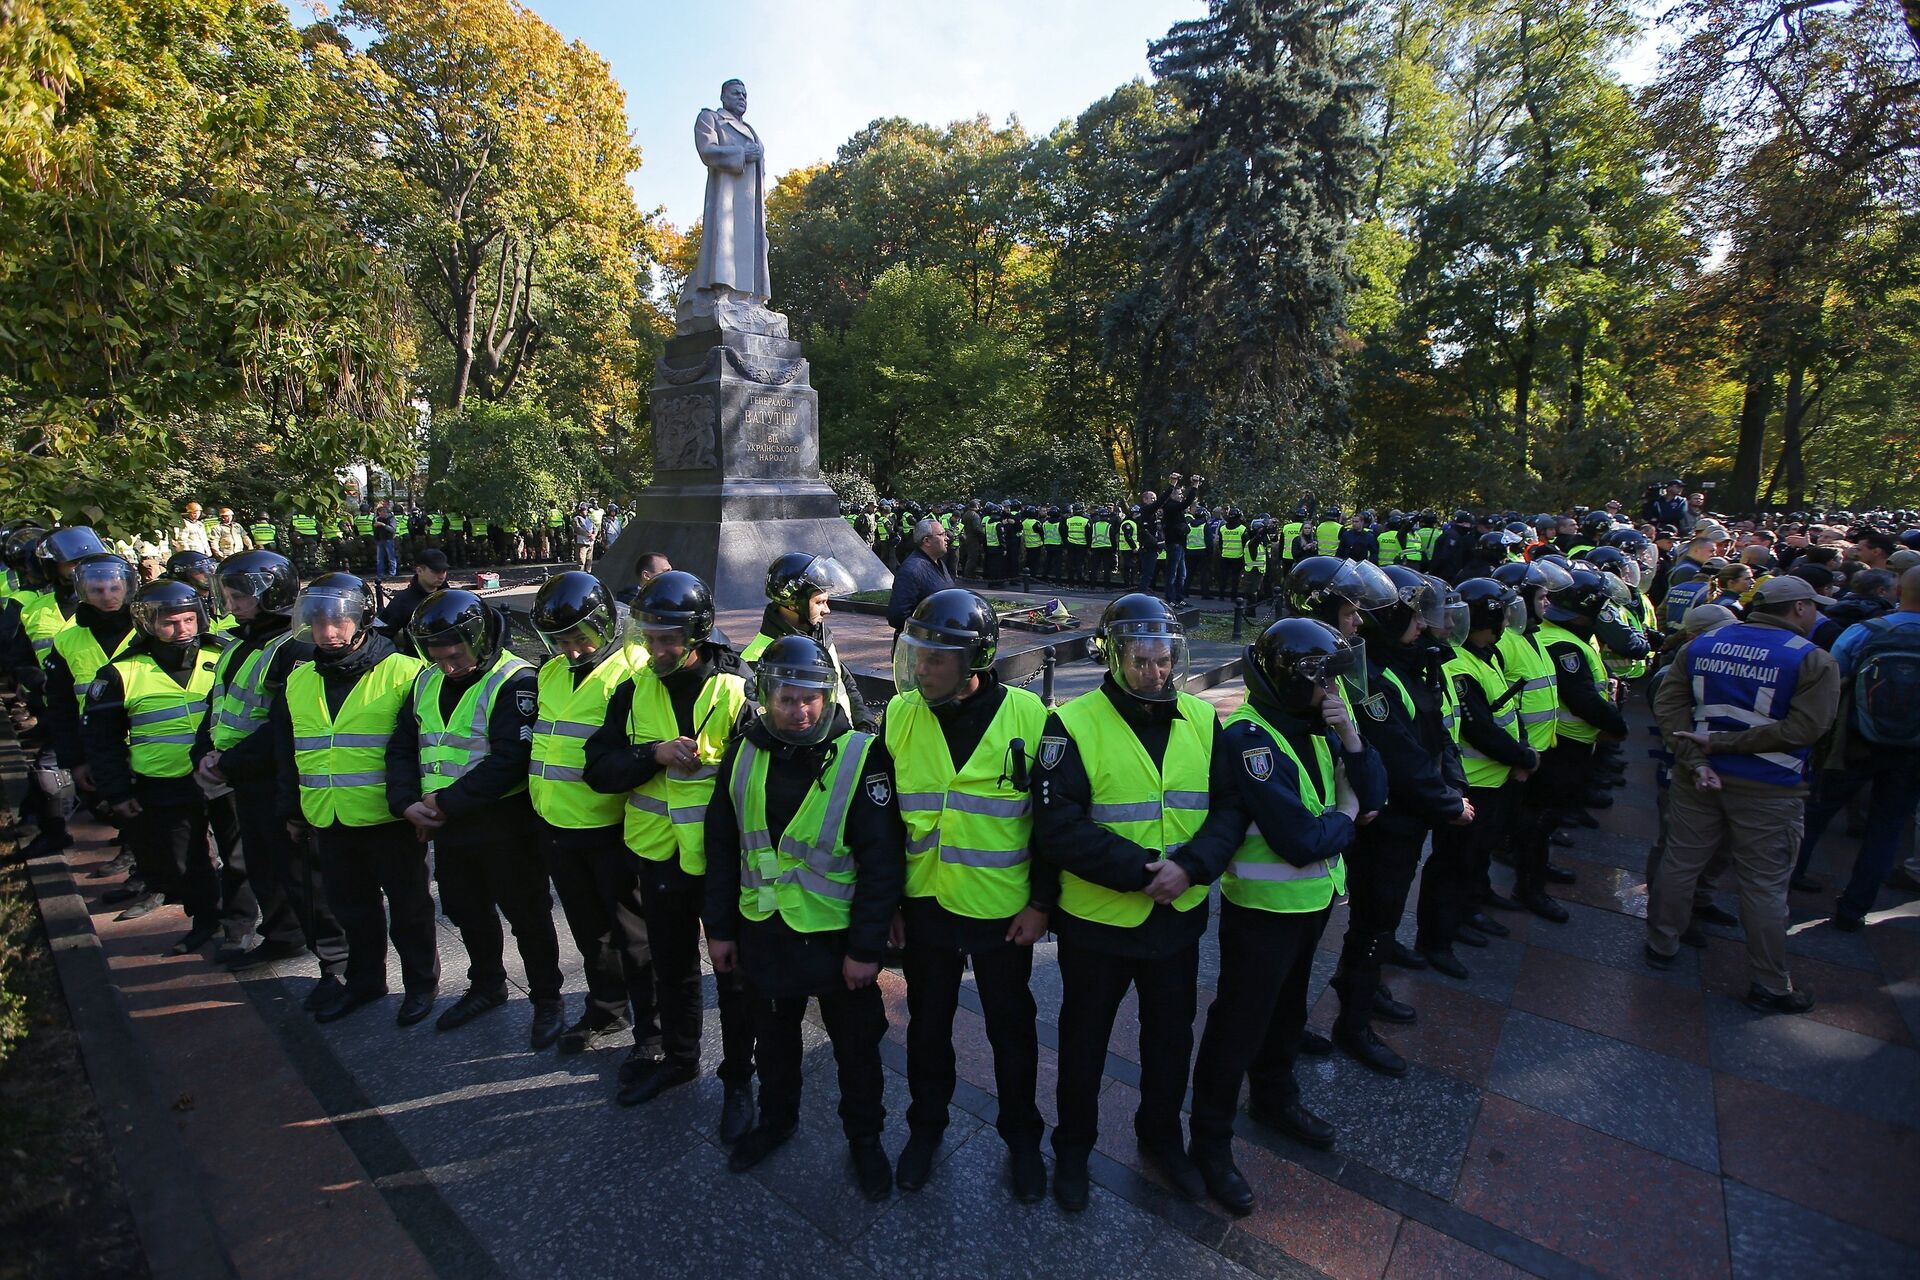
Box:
[22,691,1920,1280]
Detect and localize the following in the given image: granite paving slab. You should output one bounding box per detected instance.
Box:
[1704,993,1920,1129]
[1509,947,1710,1065]
[1525,899,1701,986]
[1292,1053,1482,1198]
[1723,1180,1920,1280]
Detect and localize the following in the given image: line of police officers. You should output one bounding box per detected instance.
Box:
[0,514,1652,1216]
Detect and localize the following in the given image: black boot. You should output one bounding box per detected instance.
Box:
[1333,1022,1408,1077]
[1422,946,1470,980]
[1137,1137,1205,1202]
[435,984,507,1031]
[1008,1146,1046,1204]
[1371,984,1416,1024]
[729,1119,797,1172]
[529,997,565,1051]
[1190,1144,1253,1216]
[1247,1096,1337,1150]
[894,1130,940,1192]
[1520,887,1569,923]
[850,1138,893,1201]
[1053,1152,1090,1212]
[718,1083,756,1145]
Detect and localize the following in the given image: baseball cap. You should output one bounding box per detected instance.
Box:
[1888,548,1920,572]
[414,548,450,571]
[1750,576,1826,607]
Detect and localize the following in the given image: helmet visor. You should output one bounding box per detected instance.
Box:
[1103,620,1188,702]
[754,662,839,746]
[131,596,208,640]
[1530,560,1575,593]
[892,632,974,707]
[632,614,697,677]
[73,558,135,610]
[410,613,490,675]
[215,569,279,620]
[1336,638,1371,705]
[1504,596,1529,634]
[1332,559,1397,610]
[292,588,370,649]
[1295,640,1360,696]
[536,603,619,669]
[798,556,859,600]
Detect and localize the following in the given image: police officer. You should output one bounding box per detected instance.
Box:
[884,590,1048,1201]
[527,571,664,1078]
[1216,509,1247,598]
[1508,569,1628,922]
[1187,619,1384,1214]
[1284,556,1398,638]
[1087,504,1114,589]
[1489,558,1574,909]
[584,572,757,1126]
[1418,579,1537,978]
[1064,503,1090,586]
[702,636,904,1199]
[389,590,564,1047]
[1033,594,1243,1211]
[83,578,225,954]
[741,553,873,730]
[1041,504,1066,583]
[1333,567,1469,1076]
[268,574,436,1024]
[193,551,350,997]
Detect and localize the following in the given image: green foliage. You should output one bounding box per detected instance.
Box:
[428,399,615,525]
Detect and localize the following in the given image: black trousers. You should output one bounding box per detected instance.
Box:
[902,936,1042,1149]
[315,821,440,997]
[133,792,217,924]
[538,823,660,1045]
[1044,545,1063,581]
[1213,554,1239,597]
[635,861,753,1083]
[751,982,887,1140]
[1514,741,1593,893]
[238,790,344,971]
[1417,784,1511,949]
[436,833,563,1000]
[1065,545,1087,584]
[1334,821,1428,1032]
[206,792,255,942]
[1189,900,1331,1150]
[1053,937,1198,1157]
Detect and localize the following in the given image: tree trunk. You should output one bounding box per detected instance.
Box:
[1513,286,1535,484]
[1725,362,1776,513]
[1781,358,1807,510]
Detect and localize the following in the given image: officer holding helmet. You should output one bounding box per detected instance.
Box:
[388,589,563,1048]
[267,573,434,1024]
[884,589,1049,1202]
[1033,594,1244,1212]
[82,578,225,954]
[526,570,663,1077]
[193,550,348,990]
[584,572,756,1123]
[1187,618,1385,1214]
[1332,566,1469,1077]
[702,635,905,1200]
[742,553,872,730]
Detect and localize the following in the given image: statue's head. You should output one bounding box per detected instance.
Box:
[721,79,747,115]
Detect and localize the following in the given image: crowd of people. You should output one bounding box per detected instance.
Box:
[112,497,638,584]
[0,479,1915,1222]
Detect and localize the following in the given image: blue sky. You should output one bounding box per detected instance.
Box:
[509,0,1211,228]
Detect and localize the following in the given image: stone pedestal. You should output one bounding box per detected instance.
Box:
[598,325,892,612]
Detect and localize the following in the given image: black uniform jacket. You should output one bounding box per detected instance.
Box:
[385,659,539,844]
[1226,692,1387,867]
[1450,641,1539,775]
[701,708,906,999]
[1031,677,1244,959]
[44,603,133,768]
[1354,641,1467,834]
[1536,624,1628,739]
[81,635,226,808]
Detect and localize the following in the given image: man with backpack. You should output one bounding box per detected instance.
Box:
[1646,575,1839,1012]
[1792,565,1920,928]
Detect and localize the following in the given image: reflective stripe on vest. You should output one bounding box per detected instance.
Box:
[1054,688,1213,926]
[290,515,319,536]
[288,651,423,827]
[1066,515,1089,545]
[1221,702,1345,911]
[1684,622,1816,786]
[20,592,71,659]
[885,685,1046,919]
[117,650,219,778]
[530,647,642,827]
[1219,525,1245,560]
[1663,578,1712,630]
[1377,530,1403,564]
[1186,522,1205,551]
[1444,643,1522,788]
[623,665,747,874]
[1537,621,1609,745]
[1090,521,1111,549]
[210,631,296,749]
[1498,628,1559,751]
[1316,521,1342,553]
[54,624,133,710]
[1043,521,1063,546]
[415,650,531,794]
[732,731,874,932]
[249,522,276,545]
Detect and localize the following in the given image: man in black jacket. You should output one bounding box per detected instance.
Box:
[1333,568,1470,1077]
[1427,510,1479,583]
[703,636,904,1200]
[388,592,563,1048]
[885,519,955,638]
[373,548,450,654]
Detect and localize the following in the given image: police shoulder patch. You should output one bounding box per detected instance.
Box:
[1361,693,1390,722]
[1560,652,1582,673]
[1038,735,1068,770]
[515,690,537,717]
[1242,746,1274,781]
[85,679,107,702]
[864,774,892,807]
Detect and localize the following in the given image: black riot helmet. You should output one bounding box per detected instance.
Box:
[1603,526,1657,573]
[70,553,136,612]
[1545,568,1613,624]
[1286,556,1397,634]
[1456,577,1526,638]
[1476,530,1516,564]
[37,526,109,571]
[408,589,501,671]
[530,571,619,670]
[130,577,210,640]
[1577,510,1616,544]
[1360,564,1443,645]
[4,528,52,591]
[165,549,217,592]
[754,634,841,746]
[1579,544,1641,590]
[1246,616,1361,718]
[631,571,716,676]
[894,588,999,707]
[1094,593,1187,702]
[765,552,858,616]
[213,549,298,619]
[291,572,375,651]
